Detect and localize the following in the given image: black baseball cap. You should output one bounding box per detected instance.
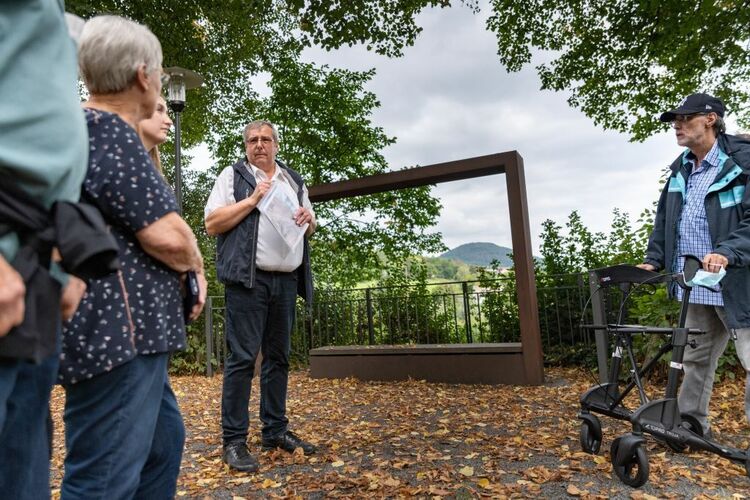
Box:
[659,93,725,122]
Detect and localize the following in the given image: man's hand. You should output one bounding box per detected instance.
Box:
[636,263,656,271]
[294,207,314,227]
[250,180,272,205]
[188,271,208,322]
[702,253,728,272]
[61,276,87,321]
[0,256,25,337]
[205,180,274,236]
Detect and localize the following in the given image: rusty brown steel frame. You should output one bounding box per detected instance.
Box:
[307,151,544,385]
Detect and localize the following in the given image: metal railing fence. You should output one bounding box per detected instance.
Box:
[204,273,620,375]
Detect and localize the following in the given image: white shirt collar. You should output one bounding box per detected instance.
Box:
[246,161,281,183]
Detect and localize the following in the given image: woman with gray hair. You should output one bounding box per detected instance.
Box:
[60,15,206,499]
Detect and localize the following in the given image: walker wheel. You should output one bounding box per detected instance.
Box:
[579,417,602,454]
[611,437,650,488]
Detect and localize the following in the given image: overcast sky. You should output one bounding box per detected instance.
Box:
[194,2,739,255]
[295,3,686,255]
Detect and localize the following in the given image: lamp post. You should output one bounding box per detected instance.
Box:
[164,66,204,212]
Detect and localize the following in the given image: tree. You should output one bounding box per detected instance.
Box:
[539,209,647,278]
[254,58,444,287]
[423,257,474,281]
[66,1,449,288]
[476,262,520,343]
[67,1,745,292]
[535,209,653,361]
[486,0,750,140]
[69,1,750,149]
[289,0,479,57]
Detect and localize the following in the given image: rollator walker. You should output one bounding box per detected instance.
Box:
[577,256,750,487]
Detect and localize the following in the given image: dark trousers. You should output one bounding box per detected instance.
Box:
[221,271,296,445]
[62,353,185,500]
[678,304,750,433]
[0,350,59,500]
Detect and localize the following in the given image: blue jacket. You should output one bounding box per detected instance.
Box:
[645,134,750,328]
[215,158,313,303]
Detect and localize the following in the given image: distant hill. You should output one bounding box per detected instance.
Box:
[440,242,514,268]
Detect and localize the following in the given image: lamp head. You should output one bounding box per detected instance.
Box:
[163,66,203,112]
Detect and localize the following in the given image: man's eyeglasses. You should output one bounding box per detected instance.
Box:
[245,137,274,146]
[671,113,708,124]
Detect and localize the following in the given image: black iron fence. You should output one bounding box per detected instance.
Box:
[204,273,606,376]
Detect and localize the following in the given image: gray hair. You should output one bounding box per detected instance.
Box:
[78,15,162,94]
[713,115,726,135]
[243,120,280,144]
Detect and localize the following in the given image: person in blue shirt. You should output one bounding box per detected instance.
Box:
[0,2,89,498]
[640,93,750,437]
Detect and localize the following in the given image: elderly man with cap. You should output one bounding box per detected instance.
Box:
[638,93,750,436]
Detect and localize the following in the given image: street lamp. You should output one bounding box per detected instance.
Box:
[164,66,204,212]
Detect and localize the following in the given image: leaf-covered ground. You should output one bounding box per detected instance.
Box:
[49,367,750,498]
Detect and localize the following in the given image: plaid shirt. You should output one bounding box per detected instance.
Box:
[675,140,724,306]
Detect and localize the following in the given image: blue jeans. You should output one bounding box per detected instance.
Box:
[62,353,185,500]
[222,271,296,445]
[0,351,59,500]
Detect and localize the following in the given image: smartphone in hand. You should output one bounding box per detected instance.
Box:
[183,270,199,324]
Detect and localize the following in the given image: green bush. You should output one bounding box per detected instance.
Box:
[169,323,209,376]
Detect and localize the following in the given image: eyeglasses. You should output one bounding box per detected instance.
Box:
[160,73,170,87]
[671,113,708,124]
[245,137,274,146]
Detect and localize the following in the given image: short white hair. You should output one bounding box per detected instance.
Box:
[243,120,280,144]
[79,15,162,94]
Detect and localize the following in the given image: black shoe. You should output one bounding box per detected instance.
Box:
[261,430,317,455]
[223,442,260,472]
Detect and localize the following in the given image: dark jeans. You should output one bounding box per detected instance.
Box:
[221,270,296,445]
[62,353,184,500]
[0,351,59,500]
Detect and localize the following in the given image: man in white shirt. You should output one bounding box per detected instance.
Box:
[205,120,316,472]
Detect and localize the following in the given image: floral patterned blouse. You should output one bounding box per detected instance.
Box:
[59,109,185,385]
